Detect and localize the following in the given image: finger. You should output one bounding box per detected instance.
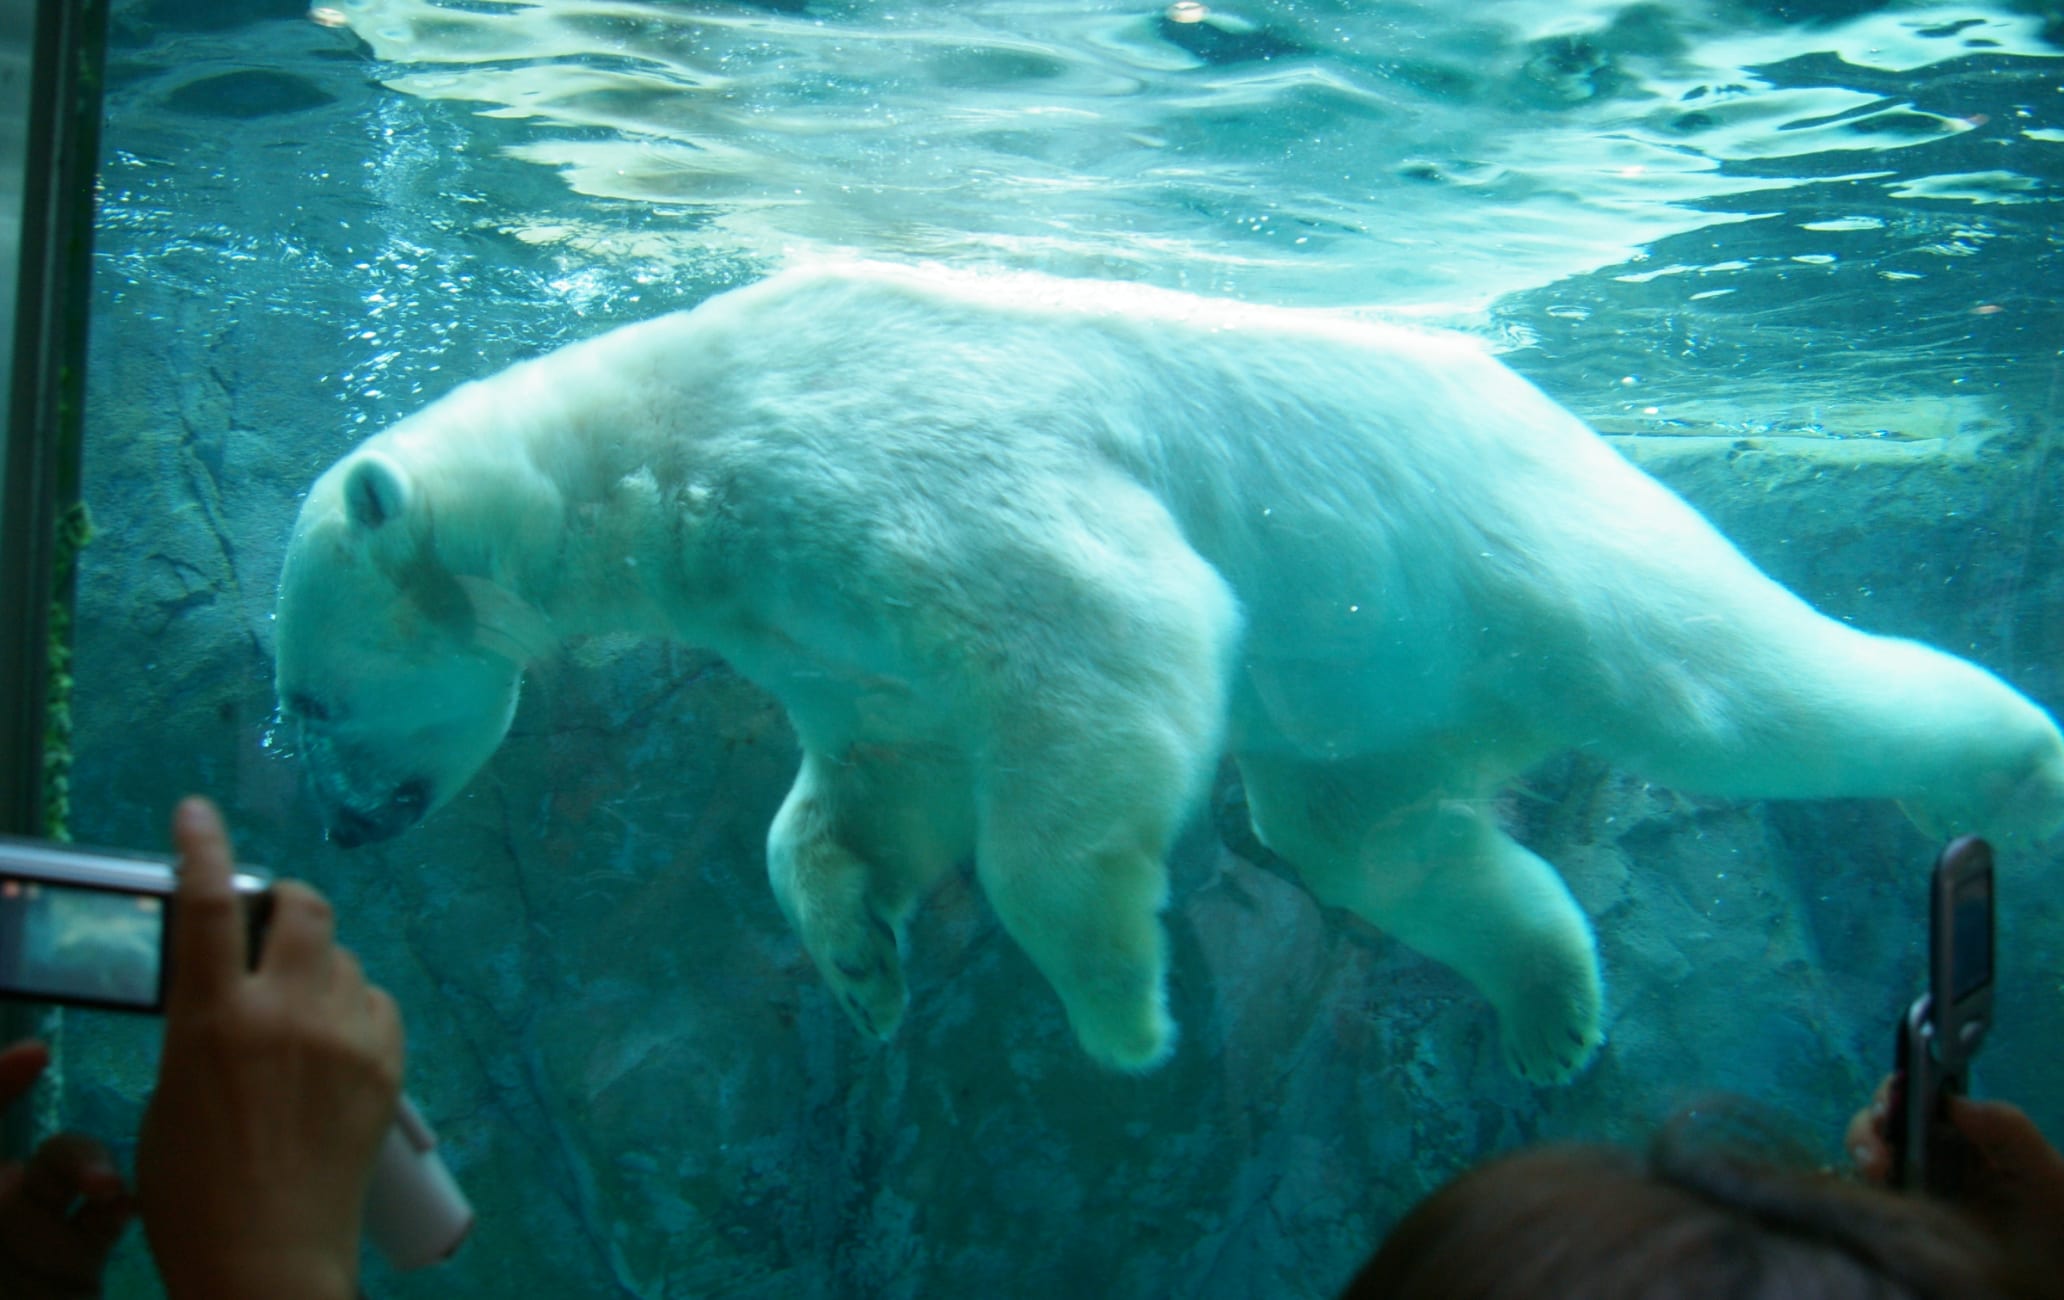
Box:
[0,1041,49,1110]
[20,1133,124,1214]
[0,1148,127,1288]
[69,1188,137,1258]
[331,944,366,995]
[1846,1108,1891,1183]
[1947,1096,2047,1163]
[337,956,406,1083]
[255,881,337,984]
[1869,1073,1896,1129]
[167,797,245,1007]
[367,984,406,1081]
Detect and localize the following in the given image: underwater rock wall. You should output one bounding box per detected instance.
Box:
[56,267,2064,1298]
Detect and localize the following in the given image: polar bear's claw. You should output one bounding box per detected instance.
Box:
[816,906,908,1043]
[1496,982,1604,1086]
[841,993,883,1038]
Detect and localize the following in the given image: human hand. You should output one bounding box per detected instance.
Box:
[137,798,404,1300]
[0,1038,134,1299]
[1848,1073,2064,1281]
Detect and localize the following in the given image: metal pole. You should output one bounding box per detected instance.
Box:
[0,0,112,1154]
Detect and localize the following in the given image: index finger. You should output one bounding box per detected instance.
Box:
[166,797,245,1007]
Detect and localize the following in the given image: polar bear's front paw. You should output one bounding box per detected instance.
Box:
[1493,962,1604,1086]
[810,906,908,1043]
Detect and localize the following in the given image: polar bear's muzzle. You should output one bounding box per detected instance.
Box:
[323,776,433,848]
[295,723,435,847]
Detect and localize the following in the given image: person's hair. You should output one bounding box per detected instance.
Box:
[1341,1109,2026,1300]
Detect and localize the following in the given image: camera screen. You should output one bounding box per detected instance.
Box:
[1950,871,1993,1005]
[0,877,164,1008]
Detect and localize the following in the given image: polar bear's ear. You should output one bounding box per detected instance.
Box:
[344,453,412,532]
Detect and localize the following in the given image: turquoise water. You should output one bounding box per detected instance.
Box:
[60,1,2064,1296]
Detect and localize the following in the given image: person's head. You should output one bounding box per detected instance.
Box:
[1344,1118,2026,1300]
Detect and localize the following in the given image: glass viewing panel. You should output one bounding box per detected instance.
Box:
[54,1,2064,1296]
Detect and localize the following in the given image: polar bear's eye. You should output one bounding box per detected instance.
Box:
[286,691,330,722]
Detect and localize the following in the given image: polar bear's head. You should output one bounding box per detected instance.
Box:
[275,450,529,847]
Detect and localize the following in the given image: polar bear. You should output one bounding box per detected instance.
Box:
[274,262,2064,1082]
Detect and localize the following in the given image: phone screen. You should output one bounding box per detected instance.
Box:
[0,876,166,1008]
[1949,870,1992,1005]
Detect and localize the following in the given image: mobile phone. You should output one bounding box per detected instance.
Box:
[0,835,270,1013]
[1890,835,1994,1193]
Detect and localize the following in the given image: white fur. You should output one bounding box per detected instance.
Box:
[275,262,2064,1080]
